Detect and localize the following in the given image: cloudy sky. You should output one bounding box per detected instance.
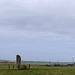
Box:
[0,0,75,62]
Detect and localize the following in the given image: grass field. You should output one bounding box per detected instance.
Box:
[0,63,75,75]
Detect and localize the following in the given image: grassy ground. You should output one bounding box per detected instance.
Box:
[0,63,75,75]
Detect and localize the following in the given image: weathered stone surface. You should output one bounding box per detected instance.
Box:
[16,55,21,69]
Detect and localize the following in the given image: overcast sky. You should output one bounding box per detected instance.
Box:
[0,0,75,62]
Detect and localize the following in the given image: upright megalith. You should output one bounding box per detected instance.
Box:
[16,55,21,70]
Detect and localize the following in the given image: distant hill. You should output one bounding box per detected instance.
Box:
[0,59,8,63]
[22,61,50,63]
[0,59,15,63]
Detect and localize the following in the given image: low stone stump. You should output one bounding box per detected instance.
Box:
[20,65,27,70]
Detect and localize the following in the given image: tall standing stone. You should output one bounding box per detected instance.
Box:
[16,55,21,70]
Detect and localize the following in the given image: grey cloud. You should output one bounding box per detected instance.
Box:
[0,0,75,40]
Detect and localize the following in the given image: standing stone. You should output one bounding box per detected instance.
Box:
[16,55,21,70]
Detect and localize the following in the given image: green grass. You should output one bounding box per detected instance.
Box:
[0,63,75,75]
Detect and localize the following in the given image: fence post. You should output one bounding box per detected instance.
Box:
[8,64,10,69]
[13,65,14,69]
[29,64,30,70]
